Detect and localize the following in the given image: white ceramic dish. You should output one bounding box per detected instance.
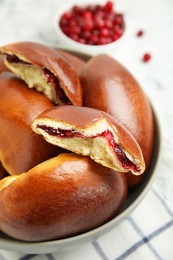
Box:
[0,49,161,254]
[53,0,127,55]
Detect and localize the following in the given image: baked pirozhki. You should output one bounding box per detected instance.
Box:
[32,105,145,175]
[0,153,127,242]
[0,42,82,105]
[80,54,154,187]
[0,72,60,176]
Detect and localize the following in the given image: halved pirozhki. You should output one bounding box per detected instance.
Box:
[0,42,82,105]
[32,105,145,175]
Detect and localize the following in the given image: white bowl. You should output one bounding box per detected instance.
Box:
[0,49,161,254]
[53,0,127,55]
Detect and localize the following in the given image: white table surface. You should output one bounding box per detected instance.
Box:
[0,0,173,259]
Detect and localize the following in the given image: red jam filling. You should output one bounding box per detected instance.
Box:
[37,125,139,173]
[43,68,71,104]
[6,54,31,65]
[6,55,71,104]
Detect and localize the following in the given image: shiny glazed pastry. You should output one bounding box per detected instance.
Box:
[32,105,145,175]
[57,49,86,76]
[80,54,154,187]
[0,42,82,105]
[0,72,60,176]
[0,153,127,242]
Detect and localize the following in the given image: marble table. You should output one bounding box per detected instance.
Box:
[0,0,173,259]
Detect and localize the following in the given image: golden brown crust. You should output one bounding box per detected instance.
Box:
[57,49,86,76]
[34,104,103,128]
[32,105,145,174]
[0,153,127,242]
[0,42,82,106]
[0,72,62,175]
[80,54,154,187]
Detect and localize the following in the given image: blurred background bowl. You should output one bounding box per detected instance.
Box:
[53,0,127,55]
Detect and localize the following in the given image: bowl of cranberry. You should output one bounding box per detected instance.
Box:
[54,0,126,54]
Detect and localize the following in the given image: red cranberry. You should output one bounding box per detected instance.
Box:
[72,5,82,14]
[82,11,93,20]
[95,10,104,19]
[114,26,123,37]
[105,19,113,29]
[68,19,77,27]
[98,37,108,45]
[59,1,125,46]
[142,53,151,62]
[112,34,120,41]
[59,18,68,26]
[95,17,105,29]
[137,30,144,37]
[68,33,79,41]
[104,1,113,13]
[90,34,99,44]
[60,26,69,35]
[83,19,94,31]
[106,13,115,22]
[78,38,86,44]
[80,31,91,39]
[69,25,81,35]
[114,14,123,25]
[62,12,72,20]
[99,28,109,37]
[96,4,103,11]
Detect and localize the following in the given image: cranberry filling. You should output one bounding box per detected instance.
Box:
[43,68,71,104]
[59,1,125,46]
[38,125,83,138]
[6,54,31,65]
[102,131,138,172]
[142,53,151,62]
[6,54,71,104]
[37,125,139,172]
[136,30,144,37]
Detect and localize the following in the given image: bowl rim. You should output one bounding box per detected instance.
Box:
[0,48,162,253]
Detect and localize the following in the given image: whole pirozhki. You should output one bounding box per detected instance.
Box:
[80,54,154,187]
[0,153,127,242]
[0,72,61,176]
[32,105,145,175]
[0,42,82,105]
